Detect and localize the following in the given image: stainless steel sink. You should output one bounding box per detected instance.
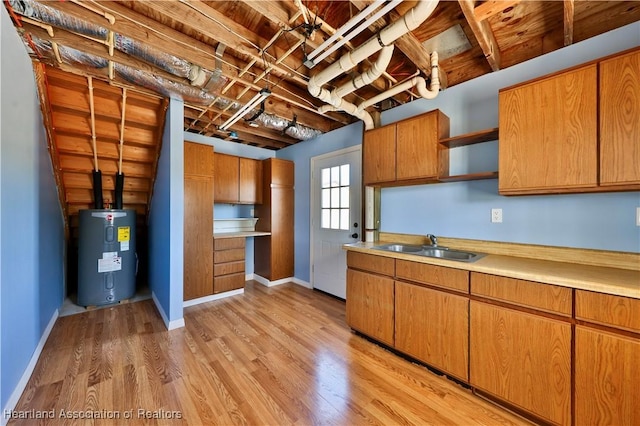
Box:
[374,243,423,253]
[372,243,485,262]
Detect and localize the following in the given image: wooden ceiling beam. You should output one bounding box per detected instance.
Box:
[185,121,286,150]
[564,0,575,46]
[473,0,522,22]
[138,0,307,85]
[184,107,299,145]
[457,0,502,72]
[37,0,343,129]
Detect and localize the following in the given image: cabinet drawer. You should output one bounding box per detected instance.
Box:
[214,260,245,277]
[213,273,245,294]
[347,251,395,277]
[396,260,469,293]
[576,290,640,333]
[471,273,572,316]
[214,248,245,264]
[214,238,245,250]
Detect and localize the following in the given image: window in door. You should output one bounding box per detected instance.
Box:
[321,164,350,230]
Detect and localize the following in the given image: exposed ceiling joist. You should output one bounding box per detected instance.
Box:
[458,0,502,72]
[473,0,522,22]
[564,0,575,46]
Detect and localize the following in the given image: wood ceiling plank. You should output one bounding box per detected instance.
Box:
[185,121,286,149]
[50,103,158,133]
[66,188,148,205]
[63,171,150,192]
[59,154,152,178]
[56,135,155,163]
[52,111,156,147]
[474,0,522,22]
[564,0,574,46]
[458,0,502,71]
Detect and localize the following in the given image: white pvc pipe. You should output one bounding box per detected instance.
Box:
[311,0,403,66]
[332,45,395,99]
[308,0,439,94]
[358,52,440,112]
[306,0,386,61]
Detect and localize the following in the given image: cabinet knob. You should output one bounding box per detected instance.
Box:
[351,233,359,239]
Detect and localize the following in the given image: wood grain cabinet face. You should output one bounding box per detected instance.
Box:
[213,237,245,294]
[599,49,640,187]
[470,301,572,425]
[575,326,640,426]
[346,269,395,346]
[363,125,396,185]
[395,281,468,381]
[184,142,214,301]
[499,65,598,194]
[214,153,240,203]
[363,110,449,186]
[239,158,263,204]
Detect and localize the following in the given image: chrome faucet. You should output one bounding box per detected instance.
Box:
[426,234,438,246]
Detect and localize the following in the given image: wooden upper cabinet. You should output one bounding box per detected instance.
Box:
[214,153,239,203]
[363,125,396,185]
[214,153,263,204]
[499,64,598,194]
[239,157,263,204]
[396,111,449,181]
[363,110,449,186]
[599,49,640,187]
[184,141,213,177]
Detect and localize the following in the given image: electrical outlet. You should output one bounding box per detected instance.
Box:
[636,207,640,226]
[491,208,503,223]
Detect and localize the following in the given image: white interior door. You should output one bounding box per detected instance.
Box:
[311,147,362,299]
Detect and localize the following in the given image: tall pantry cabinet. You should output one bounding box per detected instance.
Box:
[183,142,214,300]
[254,158,294,281]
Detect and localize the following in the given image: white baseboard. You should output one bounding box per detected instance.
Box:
[2,309,58,426]
[253,275,295,287]
[245,273,253,281]
[183,288,244,308]
[151,292,185,330]
[292,278,312,289]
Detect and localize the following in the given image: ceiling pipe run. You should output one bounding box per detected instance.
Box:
[308,0,440,130]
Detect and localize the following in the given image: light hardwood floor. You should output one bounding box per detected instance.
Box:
[8,281,530,425]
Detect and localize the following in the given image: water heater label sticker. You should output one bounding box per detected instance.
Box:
[118,227,130,242]
[121,241,130,251]
[98,256,122,273]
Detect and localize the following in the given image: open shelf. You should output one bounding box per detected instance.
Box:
[438,171,499,182]
[439,127,499,148]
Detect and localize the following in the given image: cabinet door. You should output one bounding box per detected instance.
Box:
[184,177,214,300]
[470,301,571,425]
[575,326,640,425]
[214,153,239,202]
[346,269,394,346]
[396,112,448,181]
[499,65,598,194]
[363,125,396,185]
[239,158,263,204]
[395,282,468,381]
[600,50,640,187]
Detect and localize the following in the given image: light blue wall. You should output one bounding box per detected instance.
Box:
[1,6,65,410]
[379,22,640,253]
[148,99,184,325]
[277,122,364,282]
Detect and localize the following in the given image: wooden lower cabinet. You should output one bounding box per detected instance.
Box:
[395,281,468,381]
[346,269,394,346]
[470,301,572,425]
[575,326,640,425]
[213,237,245,294]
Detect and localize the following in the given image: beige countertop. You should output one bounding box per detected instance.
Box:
[214,231,271,239]
[345,241,640,299]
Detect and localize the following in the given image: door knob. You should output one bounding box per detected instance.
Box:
[351,233,359,239]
